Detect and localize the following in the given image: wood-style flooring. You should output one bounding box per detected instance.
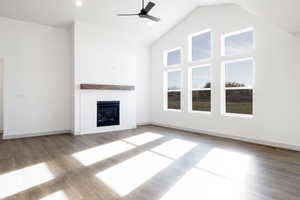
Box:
[1,125,300,200]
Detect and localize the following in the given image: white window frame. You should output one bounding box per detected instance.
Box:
[163,47,182,67]
[164,68,183,112]
[188,29,212,63]
[221,27,255,57]
[188,64,212,114]
[221,57,255,118]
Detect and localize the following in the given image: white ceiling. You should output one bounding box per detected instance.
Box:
[231,0,300,35]
[0,0,299,45]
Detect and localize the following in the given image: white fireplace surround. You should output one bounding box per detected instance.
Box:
[77,90,137,135]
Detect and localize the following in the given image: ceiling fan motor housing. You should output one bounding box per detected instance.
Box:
[140,9,148,16]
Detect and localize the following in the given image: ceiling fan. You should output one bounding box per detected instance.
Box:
[118,0,160,22]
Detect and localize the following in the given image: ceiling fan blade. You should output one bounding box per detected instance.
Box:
[118,14,139,16]
[143,14,160,22]
[144,2,155,12]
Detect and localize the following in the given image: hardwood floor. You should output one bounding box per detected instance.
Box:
[1,125,300,200]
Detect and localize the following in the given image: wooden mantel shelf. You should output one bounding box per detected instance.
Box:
[80,84,135,91]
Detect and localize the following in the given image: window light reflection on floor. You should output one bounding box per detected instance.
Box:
[40,190,68,200]
[196,148,252,181]
[151,139,197,159]
[72,141,135,166]
[122,132,164,146]
[96,151,172,196]
[0,163,55,199]
[160,168,245,200]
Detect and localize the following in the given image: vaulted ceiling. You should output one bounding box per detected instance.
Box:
[0,0,299,44]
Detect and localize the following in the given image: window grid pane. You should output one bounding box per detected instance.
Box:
[168,71,181,91]
[191,31,212,61]
[192,90,211,112]
[225,59,253,88]
[166,49,181,66]
[225,89,253,115]
[224,29,254,56]
[192,66,211,89]
[168,91,181,110]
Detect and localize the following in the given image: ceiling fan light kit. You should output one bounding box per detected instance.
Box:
[118,0,160,22]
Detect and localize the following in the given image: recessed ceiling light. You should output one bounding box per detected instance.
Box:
[75,0,83,7]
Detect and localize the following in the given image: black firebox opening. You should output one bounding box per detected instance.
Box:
[97,101,120,127]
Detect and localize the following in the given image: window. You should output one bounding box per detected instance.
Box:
[165,69,182,110]
[221,27,255,117]
[189,65,211,112]
[164,48,181,66]
[223,58,254,116]
[222,28,254,56]
[189,29,212,62]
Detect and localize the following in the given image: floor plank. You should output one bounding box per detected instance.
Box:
[0,125,300,200]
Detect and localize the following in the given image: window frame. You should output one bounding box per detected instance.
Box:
[221,27,255,57]
[188,29,213,63]
[221,57,255,118]
[188,64,212,114]
[164,68,183,112]
[163,47,183,67]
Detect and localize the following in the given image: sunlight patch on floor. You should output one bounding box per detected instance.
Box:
[96,151,172,196]
[0,163,55,199]
[40,190,68,200]
[196,148,252,181]
[151,139,197,159]
[160,168,245,200]
[122,132,164,146]
[72,141,135,166]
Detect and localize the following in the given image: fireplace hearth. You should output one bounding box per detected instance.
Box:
[97,101,120,127]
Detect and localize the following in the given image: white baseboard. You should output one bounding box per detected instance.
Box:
[150,122,300,152]
[75,126,137,136]
[137,122,152,126]
[3,123,300,151]
[3,130,72,140]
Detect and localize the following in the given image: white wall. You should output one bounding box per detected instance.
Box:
[0,17,72,137]
[0,59,3,131]
[136,46,151,124]
[0,18,150,138]
[73,22,150,134]
[151,5,300,148]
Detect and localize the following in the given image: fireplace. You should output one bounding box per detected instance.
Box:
[97,101,120,127]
